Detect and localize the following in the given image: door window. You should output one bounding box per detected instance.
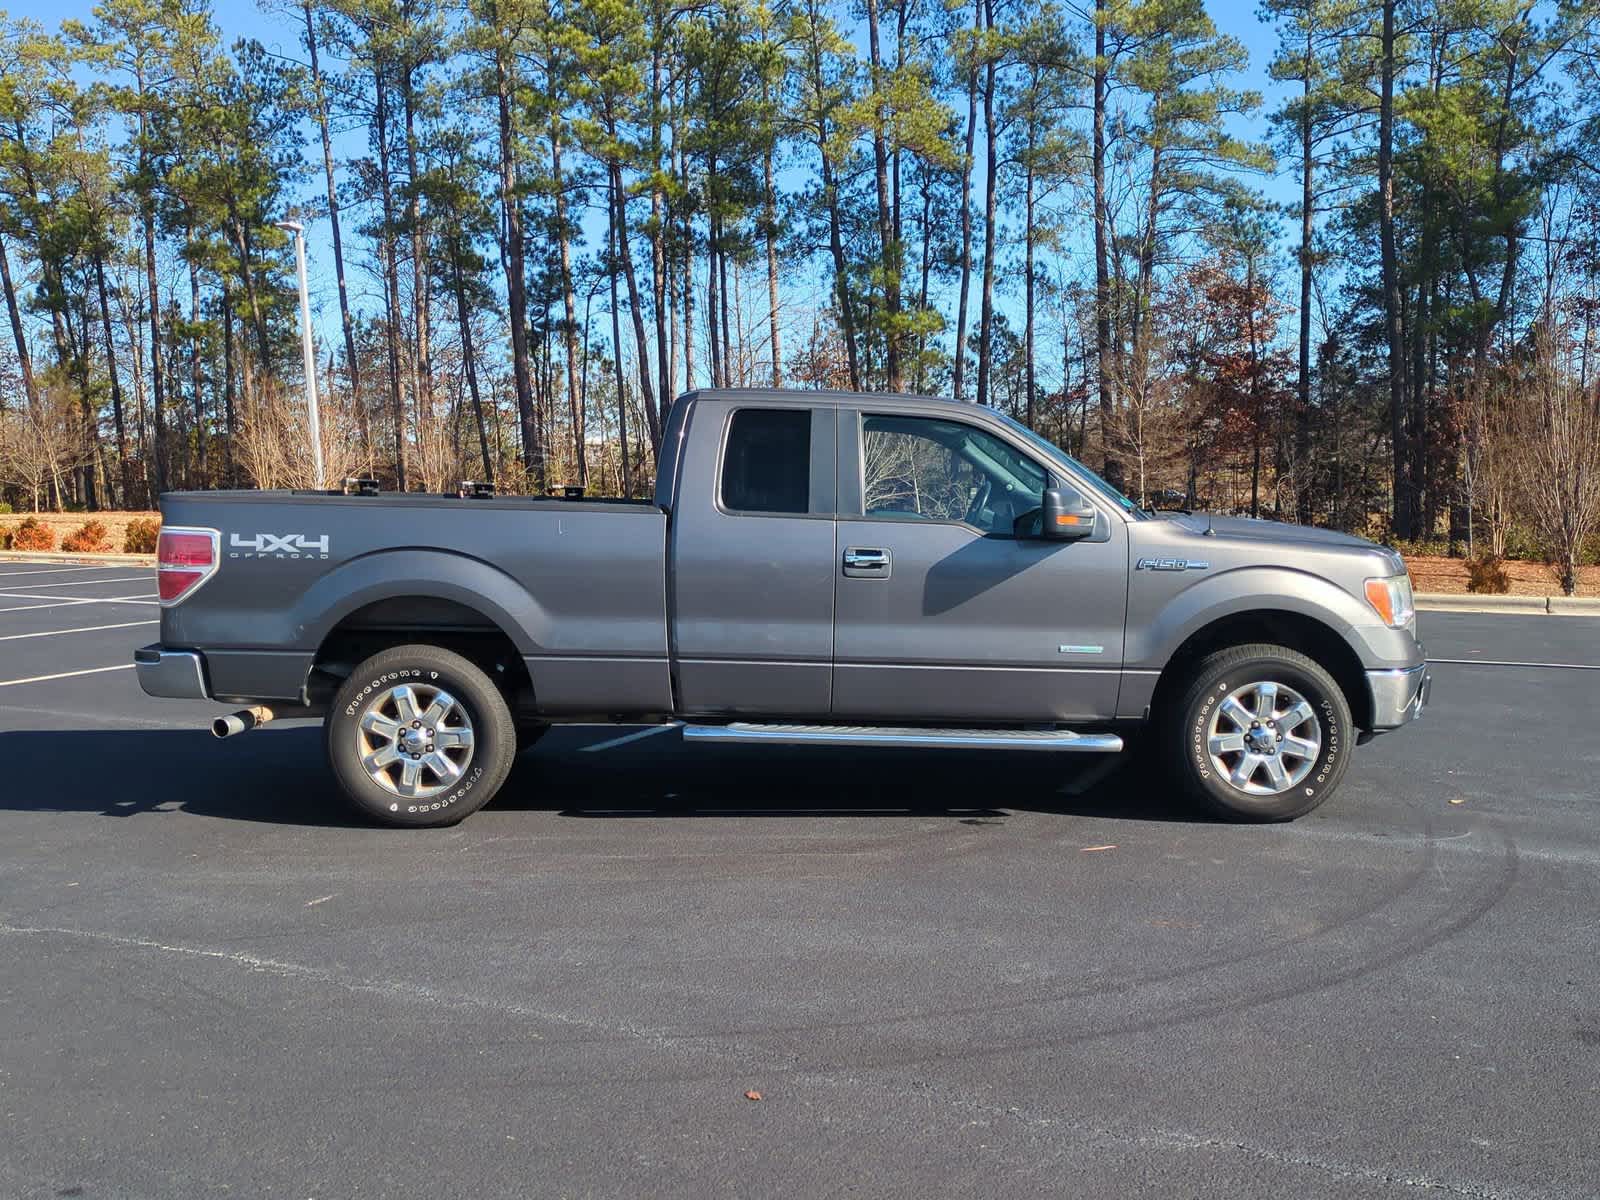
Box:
[721,408,812,514]
[861,414,1047,536]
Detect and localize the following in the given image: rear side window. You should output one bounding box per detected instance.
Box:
[721,408,811,514]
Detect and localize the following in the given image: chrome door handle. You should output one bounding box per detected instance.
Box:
[843,547,891,577]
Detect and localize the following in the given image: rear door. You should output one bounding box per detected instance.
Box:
[831,408,1128,723]
[669,398,838,716]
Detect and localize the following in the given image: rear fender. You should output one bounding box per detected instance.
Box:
[294,549,550,654]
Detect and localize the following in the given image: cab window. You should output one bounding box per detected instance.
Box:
[861,414,1047,536]
[721,408,811,514]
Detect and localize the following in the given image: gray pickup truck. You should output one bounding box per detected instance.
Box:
[136,388,1430,826]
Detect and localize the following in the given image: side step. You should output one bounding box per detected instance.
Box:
[681,723,1123,752]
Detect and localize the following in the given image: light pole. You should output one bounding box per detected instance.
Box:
[275,219,325,489]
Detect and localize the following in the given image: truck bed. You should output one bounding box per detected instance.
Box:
[158,489,673,712]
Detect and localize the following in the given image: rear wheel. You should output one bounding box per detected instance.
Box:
[326,644,517,827]
[1166,643,1352,822]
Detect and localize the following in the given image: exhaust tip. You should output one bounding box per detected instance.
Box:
[212,707,272,739]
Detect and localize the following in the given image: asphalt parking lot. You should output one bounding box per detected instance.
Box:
[1,561,1597,1199]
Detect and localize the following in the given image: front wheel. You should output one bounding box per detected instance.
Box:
[326,644,518,827]
[1166,643,1352,822]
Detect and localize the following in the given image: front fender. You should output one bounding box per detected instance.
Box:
[1126,565,1387,671]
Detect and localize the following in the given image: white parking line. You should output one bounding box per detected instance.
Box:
[0,575,152,592]
[1431,657,1600,671]
[0,620,159,643]
[0,594,158,613]
[0,565,134,578]
[580,725,680,753]
[0,663,136,689]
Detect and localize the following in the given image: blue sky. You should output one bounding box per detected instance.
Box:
[5,0,1304,372]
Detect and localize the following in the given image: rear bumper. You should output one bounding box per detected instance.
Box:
[1365,662,1431,731]
[134,645,210,700]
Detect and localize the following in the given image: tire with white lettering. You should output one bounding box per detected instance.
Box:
[1167,643,1351,822]
[326,644,517,828]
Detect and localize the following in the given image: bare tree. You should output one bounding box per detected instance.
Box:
[235,383,371,491]
[0,389,85,510]
[1513,331,1600,595]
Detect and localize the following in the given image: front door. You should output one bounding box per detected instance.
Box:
[832,410,1127,723]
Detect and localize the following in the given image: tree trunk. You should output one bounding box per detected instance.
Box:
[1378,0,1410,536]
[551,120,587,485]
[67,293,100,509]
[375,68,409,489]
[1024,149,1036,428]
[976,0,999,408]
[864,0,901,391]
[609,157,661,455]
[187,237,207,485]
[1247,254,1263,518]
[0,232,40,417]
[915,162,934,392]
[401,59,433,455]
[220,280,237,486]
[953,0,980,402]
[1295,21,1314,524]
[649,42,672,413]
[451,252,494,482]
[495,50,541,489]
[1092,0,1120,489]
[763,128,783,388]
[93,255,131,505]
[118,272,152,502]
[608,206,632,498]
[304,0,361,410]
[705,170,722,388]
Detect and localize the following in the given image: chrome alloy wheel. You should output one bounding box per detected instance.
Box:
[355,683,476,799]
[1206,680,1322,796]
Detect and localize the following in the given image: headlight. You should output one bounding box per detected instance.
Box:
[1364,574,1415,628]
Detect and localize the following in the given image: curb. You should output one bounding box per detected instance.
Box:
[0,550,156,567]
[1416,592,1600,616]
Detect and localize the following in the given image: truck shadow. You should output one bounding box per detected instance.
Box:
[0,725,1206,827]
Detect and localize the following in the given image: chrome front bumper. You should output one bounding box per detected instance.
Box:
[134,645,210,700]
[1365,662,1431,731]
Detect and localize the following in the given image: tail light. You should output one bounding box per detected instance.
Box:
[157,527,220,606]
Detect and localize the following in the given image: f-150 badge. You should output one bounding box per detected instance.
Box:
[1136,557,1209,571]
[228,533,331,559]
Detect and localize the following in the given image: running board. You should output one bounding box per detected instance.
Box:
[680,723,1123,752]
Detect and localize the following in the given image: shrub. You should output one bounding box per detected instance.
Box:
[11,516,55,551]
[0,501,12,514]
[61,519,114,554]
[123,516,161,554]
[1465,555,1510,595]
[0,525,10,549]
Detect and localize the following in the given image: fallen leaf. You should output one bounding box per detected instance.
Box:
[744,1090,763,1102]
[1080,844,1117,853]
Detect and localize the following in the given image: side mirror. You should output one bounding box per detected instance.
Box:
[1041,486,1097,540]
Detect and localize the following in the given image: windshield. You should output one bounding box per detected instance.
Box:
[992,410,1150,520]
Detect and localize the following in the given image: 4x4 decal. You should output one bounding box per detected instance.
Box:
[228,533,331,559]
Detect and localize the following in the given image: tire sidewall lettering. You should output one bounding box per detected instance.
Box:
[344,668,424,718]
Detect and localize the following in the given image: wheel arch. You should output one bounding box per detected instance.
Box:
[299,550,545,706]
[1148,609,1372,732]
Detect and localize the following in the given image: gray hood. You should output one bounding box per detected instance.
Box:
[1162,512,1388,553]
